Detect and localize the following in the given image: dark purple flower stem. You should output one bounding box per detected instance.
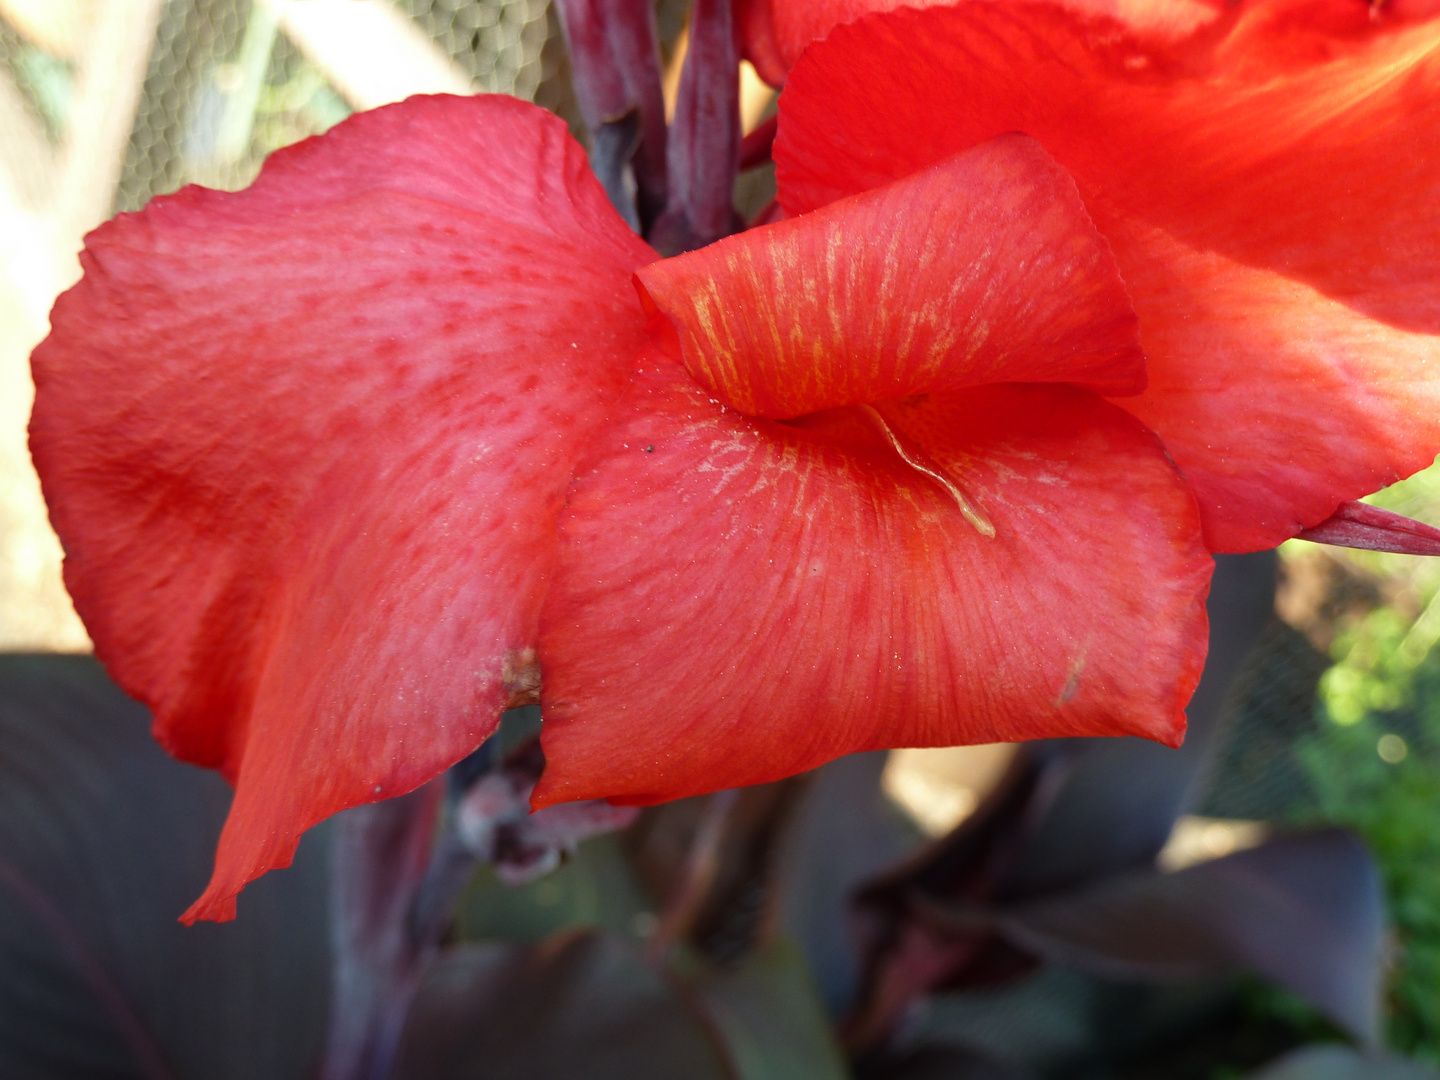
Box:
[553,0,670,230]
[320,783,443,1080]
[1297,499,1440,555]
[649,0,742,254]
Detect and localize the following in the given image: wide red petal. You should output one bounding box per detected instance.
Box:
[532,358,1211,807]
[756,0,1223,76]
[30,95,655,921]
[636,135,1143,420]
[775,0,1440,551]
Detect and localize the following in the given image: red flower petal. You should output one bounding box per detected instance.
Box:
[532,359,1211,807]
[29,95,655,921]
[738,0,792,87]
[636,135,1144,420]
[752,0,1223,77]
[775,0,1440,551]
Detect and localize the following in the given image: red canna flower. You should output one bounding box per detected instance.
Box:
[30,95,1214,921]
[767,0,1440,554]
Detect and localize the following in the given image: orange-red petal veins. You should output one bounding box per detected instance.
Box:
[531,360,1211,808]
[29,95,656,921]
[635,134,1145,420]
[774,0,1440,552]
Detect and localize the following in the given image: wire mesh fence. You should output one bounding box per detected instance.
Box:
[1,0,558,211]
[0,0,565,650]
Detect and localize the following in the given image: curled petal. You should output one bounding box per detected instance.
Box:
[775,0,1440,551]
[532,360,1211,807]
[737,0,791,86]
[637,134,1144,419]
[30,95,655,921]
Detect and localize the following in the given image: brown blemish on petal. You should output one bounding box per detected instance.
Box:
[503,648,541,707]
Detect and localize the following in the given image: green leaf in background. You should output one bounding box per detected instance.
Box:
[1283,461,1440,1063]
[1248,1044,1440,1080]
[453,831,655,944]
[691,938,850,1080]
[395,930,734,1080]
[13,45,73,134]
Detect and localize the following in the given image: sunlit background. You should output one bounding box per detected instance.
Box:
[0,0,570,653]
[0,0,784,653]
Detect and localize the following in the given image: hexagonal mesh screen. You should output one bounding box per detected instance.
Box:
[110,0,555,212]
[0,0,571,650]
[0,1,561,214]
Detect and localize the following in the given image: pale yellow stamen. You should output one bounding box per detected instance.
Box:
[859,404,995,538]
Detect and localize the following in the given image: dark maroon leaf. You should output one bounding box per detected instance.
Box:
[903,966,1241,1075]
[394,930,735,1080]
[999,830,1385,1044]
[1002,550,1280,899]
[843,553,1281,1049]
[626,780,805,964]
[0,654,330,1080]
[773,752,922,1015]
[1296,501,1440,557]
[861,1045,1035,1080]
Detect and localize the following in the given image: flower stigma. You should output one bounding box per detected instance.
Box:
[857,404,995,537]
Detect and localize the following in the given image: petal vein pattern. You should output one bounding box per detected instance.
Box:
[29,95,656,922]
[749,0,1225,79]
[534,365,1211,807]
[637,135,1145,418]
[774,0,1440,551]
